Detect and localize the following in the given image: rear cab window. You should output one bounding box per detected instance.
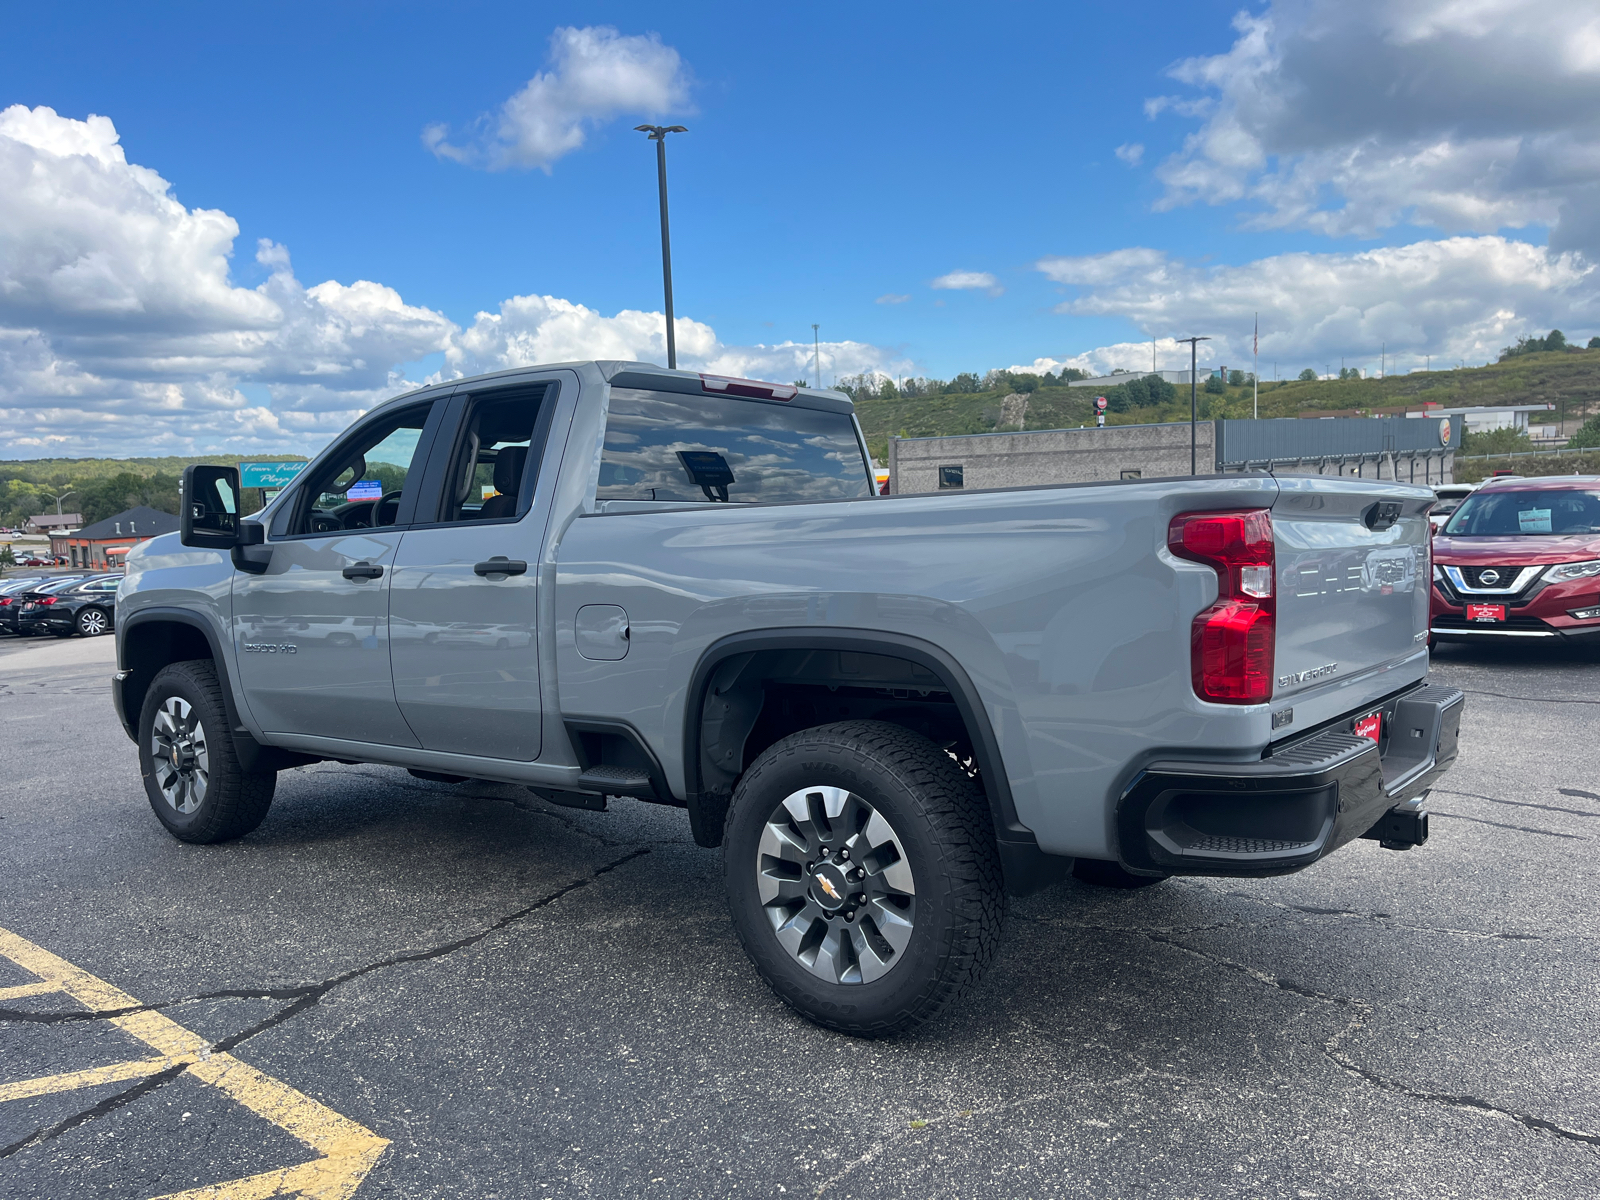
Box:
[597,388,873,506]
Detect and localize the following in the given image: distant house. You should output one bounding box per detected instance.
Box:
[53,506,180,570]
[23,512,82,535]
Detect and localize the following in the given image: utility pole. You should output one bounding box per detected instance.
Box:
[1381,342,1386,379]
[635,124,688,369]
[1175,336,1211,475]
[812,324,821,389]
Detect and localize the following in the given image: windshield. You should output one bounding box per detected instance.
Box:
[1442,488,1600,536]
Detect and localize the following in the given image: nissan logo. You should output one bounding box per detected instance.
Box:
[1478,569,1500,585]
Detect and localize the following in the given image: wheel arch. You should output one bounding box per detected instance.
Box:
[116,607,318,772]
[681,629,1047,887]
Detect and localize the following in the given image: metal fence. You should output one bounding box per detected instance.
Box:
[1214,415,1462,468]
[1456,444,1597,462]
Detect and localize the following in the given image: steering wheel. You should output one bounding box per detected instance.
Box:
[375,490,404,527]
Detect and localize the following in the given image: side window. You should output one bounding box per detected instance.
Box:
[596,388,873,505]
[289,403,434,536]
[432,385,550,524]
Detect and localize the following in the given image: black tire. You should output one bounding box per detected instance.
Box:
[1072,858,1168,889]
[138,659,276,843]
[723,720,1004,1037]
[76,607,110,637]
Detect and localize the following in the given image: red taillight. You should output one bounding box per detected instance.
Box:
[699,374,797,401]
[1169,509,1275,704]
[0,598,11,607]
[37,596,58,606]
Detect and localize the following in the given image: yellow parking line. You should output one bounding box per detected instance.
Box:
[0,1055,193,1103]
[0,979,62,1001]
[0,926,389,1200]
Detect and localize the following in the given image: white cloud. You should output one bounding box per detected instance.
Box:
[1007,338,1205,380]
[876,293,911,305]
[424,26,691,172]
[1114,142,1144,167]
[1148,0,1600,249]
[0,106,902,458]
[1035,236,1595,373]
[931,270,1003,296]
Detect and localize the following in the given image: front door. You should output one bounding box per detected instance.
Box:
[388,381,558,760]
[233,399,440,746]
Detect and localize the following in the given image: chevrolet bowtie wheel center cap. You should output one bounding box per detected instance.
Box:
[809,864,851,911]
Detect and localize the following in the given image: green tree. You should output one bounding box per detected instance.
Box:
[1297,368,1318,381]
[1461,427,1533,455]
[1588,337,1600,350]
[1058,367,1089,383]
[0,543,15,572]
[1547,329,1568,351]
[944,373,982,394]
[1204,374,1227,394]
[1567,414,1600,449]
[1228,369,1246,387]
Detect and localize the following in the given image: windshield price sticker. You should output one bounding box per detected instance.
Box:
[1352,711,1382,742]
[347,480,384,501]
[1518,508,1553,533]
[1466,603,1507,622]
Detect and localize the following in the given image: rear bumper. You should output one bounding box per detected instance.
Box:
[1116,684,1464,877]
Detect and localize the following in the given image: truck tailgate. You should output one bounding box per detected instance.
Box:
[1271,477,1433,705]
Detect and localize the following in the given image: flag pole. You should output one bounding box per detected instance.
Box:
[1253,313,1259,419]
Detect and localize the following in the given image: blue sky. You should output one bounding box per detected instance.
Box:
[3,0,1597,456]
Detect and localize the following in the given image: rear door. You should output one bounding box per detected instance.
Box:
[386,377,566,760]
[1271,477,1432,700]
[232,399,445,745]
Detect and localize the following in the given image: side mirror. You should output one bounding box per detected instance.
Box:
[181,465,241,549]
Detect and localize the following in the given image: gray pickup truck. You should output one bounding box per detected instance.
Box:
[114,361,1462,1034]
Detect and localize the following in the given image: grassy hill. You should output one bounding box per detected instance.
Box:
[0,453,306,528]
[854,348,1600,463]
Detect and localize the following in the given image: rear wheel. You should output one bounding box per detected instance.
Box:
[138,660,276,843]
[76,608,109,637]
[723,721,1004,1036]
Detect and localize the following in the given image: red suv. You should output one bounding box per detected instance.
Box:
[1431,476,1600,644]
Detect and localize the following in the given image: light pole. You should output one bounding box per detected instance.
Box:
[1175,336,1211,475]
[635,124,688,369]
[812,324,821,389]
[47,490,76,515]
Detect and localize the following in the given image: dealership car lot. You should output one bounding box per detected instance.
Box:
[2,633,1598,1199]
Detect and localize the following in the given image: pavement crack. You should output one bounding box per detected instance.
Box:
[1560,788,1600,802]
[210,847,650,1056]
[1429,810,1588,839]
[1459,688,1600,705]
[0,1064,186,1160]
[1432,787,1600,819]
[0,849,650,1158]
[1132,929,1600,1153]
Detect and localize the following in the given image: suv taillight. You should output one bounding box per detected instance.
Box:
[1169,509,1275,704]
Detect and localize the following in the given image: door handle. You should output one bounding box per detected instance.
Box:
[342,561,384,581]
[474,557,528,577]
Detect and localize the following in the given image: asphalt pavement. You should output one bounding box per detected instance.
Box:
[1,630,1597,1199]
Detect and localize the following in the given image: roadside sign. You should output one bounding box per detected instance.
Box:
[1095,397,1108,411]
[239,461,307,489]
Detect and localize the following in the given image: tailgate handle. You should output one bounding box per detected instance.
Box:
[1363,501,1403,531]
[341,561,384,581]
[474,557,528,577]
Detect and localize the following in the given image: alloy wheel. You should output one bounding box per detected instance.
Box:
[755,785,917,985]
[150,696,210,815]
[78,609,108,636]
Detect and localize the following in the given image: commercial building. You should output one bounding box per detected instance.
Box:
[1067,369,1198,389]
[889,415,1462,494]
[53,506,179,570]
[23,513,81,535]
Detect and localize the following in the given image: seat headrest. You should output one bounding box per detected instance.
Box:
[492,445,528,498]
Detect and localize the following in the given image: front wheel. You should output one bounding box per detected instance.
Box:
[723,721,1004,1037]
[138,660,276,843]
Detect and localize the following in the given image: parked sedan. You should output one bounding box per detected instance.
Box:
[6,575,118,638]
[1431,476,1600,644]
[0,576,70,635]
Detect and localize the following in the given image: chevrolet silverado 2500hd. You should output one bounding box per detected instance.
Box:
[114,361,1462,1034]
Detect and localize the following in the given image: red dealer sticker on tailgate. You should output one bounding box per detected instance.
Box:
[1466,603,1507,622]
[1352,712,1382,742]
